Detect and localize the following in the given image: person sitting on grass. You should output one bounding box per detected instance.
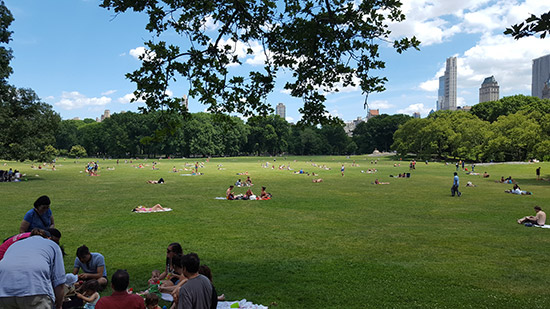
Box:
[147,178,165,184]
[374,179,389,185]
[226,185,235,200]
[137,270,162,298]
[260,186,272,199]
[483,172,490,178]
[235,179,242,187]
[75,279,100,309]
[145,293,161,309]
[466,181,476,187]
[245,188,256,200]
[245,176,253,186]
[518,206,546,226]
[132,204,169,212]
[73,245,108,290]
[95,269,145,309]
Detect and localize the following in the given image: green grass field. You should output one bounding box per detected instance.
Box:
[1,156,550,308]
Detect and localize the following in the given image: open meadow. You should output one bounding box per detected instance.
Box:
[1,155,550,308]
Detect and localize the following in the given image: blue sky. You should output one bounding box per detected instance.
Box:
[4,0,550,122]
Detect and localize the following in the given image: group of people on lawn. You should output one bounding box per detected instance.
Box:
[226,184,271,200]
[0,195,219,309]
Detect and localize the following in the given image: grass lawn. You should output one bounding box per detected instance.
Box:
[1,155,550,308]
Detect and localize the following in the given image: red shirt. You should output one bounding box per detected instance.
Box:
[96,290,145,309]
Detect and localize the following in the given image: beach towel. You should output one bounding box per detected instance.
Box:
[217,299,268,309]
[534,225,550,229]
[132,207,172,213]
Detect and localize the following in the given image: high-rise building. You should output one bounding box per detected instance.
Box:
[542,77,550,100]
[437,76,445,110]
[367,109,379,120]
[479,76,499,103]
[532,54,550,99]
[276,103,286,119]
[413,112,421,119]
[99,110,111,122]
[443,56,457,110]
[182,95,189,110]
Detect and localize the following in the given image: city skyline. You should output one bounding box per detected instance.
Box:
[4,0,550,122]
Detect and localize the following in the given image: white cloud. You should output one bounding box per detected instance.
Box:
[368,100,394,109]
[397,103,432,116]
[101,90,117,96]
[129,46,156,61]
[55,91,111,110]
[117,93,145,104]
[217,38,268,67]
[285,116,294,123]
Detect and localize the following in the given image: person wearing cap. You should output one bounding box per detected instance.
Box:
[19,195,55,233]
[0,234,65,308]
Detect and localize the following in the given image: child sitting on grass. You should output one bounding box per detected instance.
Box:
[145,293,162,309]
[75,279,100,309]
[138,270,162,298]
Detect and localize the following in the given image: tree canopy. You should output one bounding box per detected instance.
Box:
[505,10,550,39]
[101,0,419,125]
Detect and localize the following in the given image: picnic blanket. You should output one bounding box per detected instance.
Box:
[215,197,227,200]
[217,299,268,309]
[132,208,173,213]
[535,225,550,229]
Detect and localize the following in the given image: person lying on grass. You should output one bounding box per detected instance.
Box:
[132,204,169,212]
[312,178,323,183]
[147,178,164,184]
[505,184,532,195]
[517,206,546,226]
[374,179,389,185]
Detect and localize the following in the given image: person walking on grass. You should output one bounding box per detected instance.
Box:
[451,172,461,197]
[536,167,541,180]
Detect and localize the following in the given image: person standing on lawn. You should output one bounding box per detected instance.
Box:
[451,172,461,197]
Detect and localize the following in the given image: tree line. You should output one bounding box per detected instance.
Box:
[392,95,550,162]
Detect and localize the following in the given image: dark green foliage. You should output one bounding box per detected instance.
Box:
[352,113,412,153]
[505,10,550,39]
[100,0,419,125]
[0,86,61,161]
[393,96,550,162]
[0,0,13,84]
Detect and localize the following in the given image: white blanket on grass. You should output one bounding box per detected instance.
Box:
[133,208,172,213]
[217,299,268,309]
[535,225,550,229]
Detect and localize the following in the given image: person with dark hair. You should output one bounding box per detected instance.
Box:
[159,243,183,285]
[19,195,55,233]
[518,206,546,226]
[0,228,51,260]
[199,265,224,303]
[226,185,235,200]
[451,172,461,197]
[75,279,100,308]
[0,234,65,309]
[177,253,213,309]
[95,270,145,309]
[73,245,108,289]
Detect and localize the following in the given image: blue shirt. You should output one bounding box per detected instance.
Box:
[22,208,52,232]
[74,252,107,277]
[0,236,65,302]
[454,175,459,186]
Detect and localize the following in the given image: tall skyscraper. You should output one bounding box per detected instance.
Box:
[182,95,189,110]
[479,76,499,103]
[532,54,550,99]
[276,103,286,119]
[437,76,445,110]
[437,56,457,110]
